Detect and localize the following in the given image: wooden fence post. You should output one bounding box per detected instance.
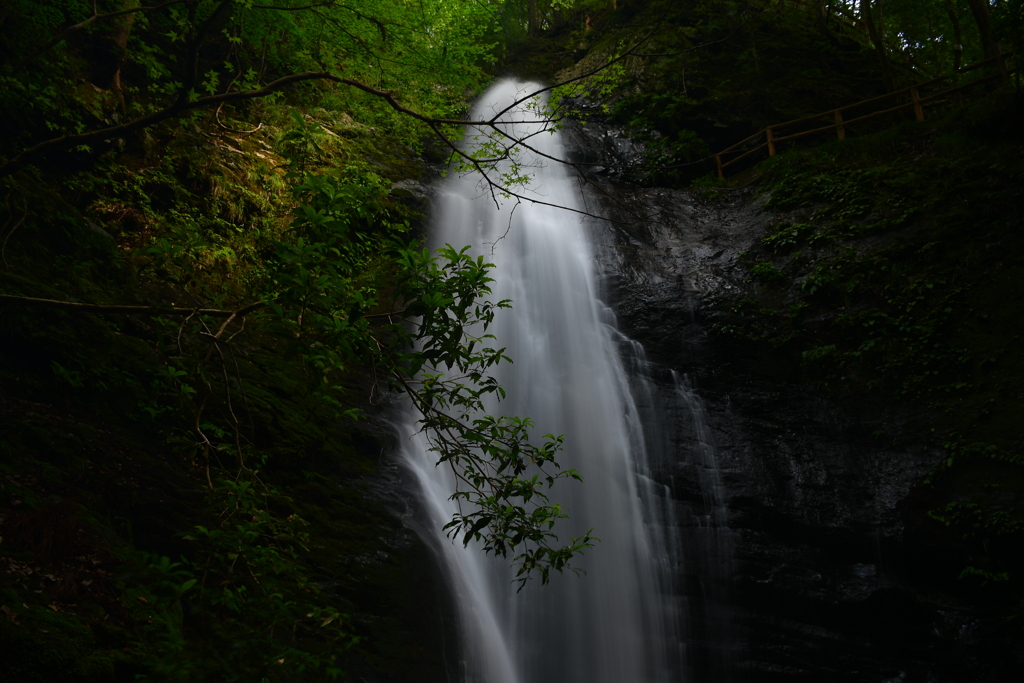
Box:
[709,53,1015,177]
[910,87,924,121]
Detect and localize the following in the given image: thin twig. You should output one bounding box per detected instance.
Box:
[0,294,266,317]
[177,310,197,357]
[1,196,28,270]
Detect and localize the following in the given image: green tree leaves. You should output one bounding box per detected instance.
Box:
[254,117,595,590]
[131,479,354,682]
[389,243,595,587]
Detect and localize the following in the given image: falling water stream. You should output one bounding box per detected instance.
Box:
[399,80,727,682]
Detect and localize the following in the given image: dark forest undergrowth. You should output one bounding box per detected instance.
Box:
[710,87,1024,626]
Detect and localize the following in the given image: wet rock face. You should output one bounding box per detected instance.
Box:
[559,112,647,181]
[564,121,1021,682]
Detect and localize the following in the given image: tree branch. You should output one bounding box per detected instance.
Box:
[1,10,755,208]
[0,293,265,317]
[0,292,423,323]
[0,69,529,179]
[252,2,339,9]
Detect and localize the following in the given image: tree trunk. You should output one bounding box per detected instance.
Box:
[861,0,894,90]
[0,0,14,29]
[965,0,998,58]
[528,0,541,35]
[816,0,844,45]
[110,1,140,102]
[945,0,964,70]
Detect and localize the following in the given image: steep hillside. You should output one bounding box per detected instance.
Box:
[2,0,1022,680]
[0,2,492,680]
[569,89,1024,679]
[540,2,1024,678]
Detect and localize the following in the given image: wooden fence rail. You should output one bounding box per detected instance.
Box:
[714,51,1016,178]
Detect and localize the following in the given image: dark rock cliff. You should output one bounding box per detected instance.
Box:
[563,119,1024,682]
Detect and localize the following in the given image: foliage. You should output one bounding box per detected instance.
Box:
[541,0,905,185]
[100,105,596,598]
[713,92,1024,610]
[875,0,1021,74]
[537,0,1021,188]
[0,2,606,680]
[128,479,353,682]
[749,260,786,284]
[0,0,504,176]
[993,0,1024,59]
[735,154,988,401]
[394,246,594,588]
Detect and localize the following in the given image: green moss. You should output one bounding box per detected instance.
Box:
[749,260,787,284]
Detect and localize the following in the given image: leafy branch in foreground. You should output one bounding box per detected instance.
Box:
[264,136,597,582]
[0,111,596,589]
[389,245,596,587]
[261,116,596,585]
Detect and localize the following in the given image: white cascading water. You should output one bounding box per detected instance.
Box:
[399,79,682,683]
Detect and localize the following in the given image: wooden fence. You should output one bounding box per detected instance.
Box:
[714,51,1017,178]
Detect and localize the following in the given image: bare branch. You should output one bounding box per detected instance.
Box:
[0,69,521,179]
[251,2,339,9]
[362,306,412,319]
[1,193,27,270]
[0,293,265,317]
[1,7,759,201]
[484,28,663,125]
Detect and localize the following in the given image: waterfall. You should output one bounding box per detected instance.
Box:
[398,79,682,683]
[672,372,734,682]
